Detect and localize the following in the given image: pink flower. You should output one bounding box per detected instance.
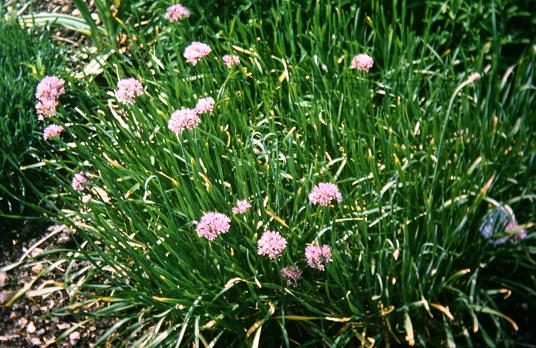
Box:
[222,54,240,68]
[36,98,58,120]
[72,172,89,192]
[350,54,374,72]
[232,199,251,214]
[35,76,65,102]
[195,212,231,240]
[165,4,190,22]
[43,124,64,140]
[280,266,302,286]
[506,220,527,242]
[257,230,287,259]
[115,78,143,104]
[305,245,333,271]
[168,108,201,134]
[308,183,342,206]
[195,96,215,114]
[184,42,211,65]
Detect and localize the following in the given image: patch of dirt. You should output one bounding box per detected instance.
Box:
[0,224,109,347]
[31,0,75,13]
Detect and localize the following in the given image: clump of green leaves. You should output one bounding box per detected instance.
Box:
[0,20,62,224]
[39,0,535,346]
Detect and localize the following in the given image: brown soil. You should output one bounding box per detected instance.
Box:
[0,224,109,347]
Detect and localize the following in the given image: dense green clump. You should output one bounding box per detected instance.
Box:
[0,20,61,228]
[30,0,536,346]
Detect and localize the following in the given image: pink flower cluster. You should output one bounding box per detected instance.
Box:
[257,230,287,259]
[72,172,89,192]
[168,96,215,134]
[232,199,251,215]
[43,124,64,141]
[280,266,302,286]
[308,183,342,206]
[350,54,374,72]
[195,212,231,240]
[36,99,59,120]
[115,78,143,104]
[190,196,336,283]
[35,76,65,120]
[165,4,190,22]
[222,54,240,68]
[168,107,201,134]
[195,96,215,114]
[305,245,333,271]
[36,76,65,101]
[184,42,212,65]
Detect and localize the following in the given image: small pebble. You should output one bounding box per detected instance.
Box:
[0,290,15,305]
[57,323,71,330]
[31,264,43,273]
[17,317,28,327]
[0,272,8,288]
[30,248,44,257]
[27,321,36,334]
[69,331,80,345]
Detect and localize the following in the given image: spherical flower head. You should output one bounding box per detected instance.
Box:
[350,54,374,72]
[36,98,58,120]
[305,245,333,271]
[232,199,251,215]
[72,172,89,192]
[257,230,287,259]
[184,42,211,65]
[165,4,190,22]
[222,54,240,68]
[280,266,302,287]
[195,96,215,114]
[168,108,201,134]
[43,124,64,141]
[36,76,65,102]
[115,78,143,104]
[195,212,231,240]
[309,182,342,206]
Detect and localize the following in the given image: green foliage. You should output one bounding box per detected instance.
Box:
[71,0,133,48]
[0,20,61,221]
[40,0,535,346]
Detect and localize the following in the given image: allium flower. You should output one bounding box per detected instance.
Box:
[280,266,302,286]
[165,4,190,22]
[305,245,333,271]
[350,54,374,72]
[72,172,89,192]
[479,204,527,245]
[308,183,342,206]
[222,54,240,68]
[43,124,64,140]
[257,230,287,259]
[36,98,58,120]
[115,78,143,104]
[232,199,251,215]
[168,108,201,134]
[35,76,65,102]
[195,96,215,114]
[184,42,211,65]
[195,212,231,240]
